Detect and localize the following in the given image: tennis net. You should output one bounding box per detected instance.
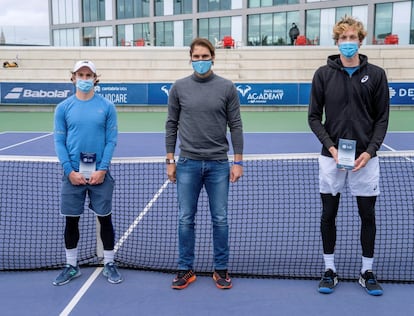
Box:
[0,151,413,282]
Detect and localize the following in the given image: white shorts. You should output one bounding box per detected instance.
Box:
[318,155,380,197]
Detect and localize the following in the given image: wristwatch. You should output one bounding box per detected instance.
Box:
[166,159,176,164]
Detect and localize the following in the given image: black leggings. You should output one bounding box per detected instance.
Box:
[320,193,377,258]
[65,214,115,250]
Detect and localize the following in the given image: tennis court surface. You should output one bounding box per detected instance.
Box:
[1,131,413,316]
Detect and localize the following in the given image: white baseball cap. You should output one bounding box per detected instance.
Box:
[72,60,96,74]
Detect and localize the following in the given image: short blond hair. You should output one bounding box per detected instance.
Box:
[332,16,367,43]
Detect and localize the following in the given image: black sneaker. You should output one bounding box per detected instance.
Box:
[359,270,383,296]
[171,270,196,290]
[318,269,338,294]
[213,270,232,289]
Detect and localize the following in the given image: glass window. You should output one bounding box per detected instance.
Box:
[98,26,113,47]
[117,0,149,19]
[83,27,96,46]
[83,0,105,22]
[411,2,414,44]
[117,25,126,46]
[374,3,393,43]
[247,11,300,46]
[336,6,352,22]
[198,17,231,45]
[277,0,299,4]
[209,17,221,42]
[306,9,320,45]
[155,0,164,16]
[248,14,261,45]
[248,0,261,8]
[183,20,193,46]
[249,0,298,6]
[198,19,209,38]
[133,23,150,44]
[261,13,273,45]
[273,13,287,45]
[53,28,80,46]
[174,0,192,14]
[198,0,230,12]
[117,23,150,46]
[155,21,174,46]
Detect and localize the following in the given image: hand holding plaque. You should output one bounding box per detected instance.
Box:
[79,152,96,180]
[337,139,356,170]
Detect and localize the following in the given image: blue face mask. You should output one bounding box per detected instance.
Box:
[192,60,212,75]
[76,79,94,93]
[338,42,359,58]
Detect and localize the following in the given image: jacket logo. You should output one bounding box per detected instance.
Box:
[361,75,369,83]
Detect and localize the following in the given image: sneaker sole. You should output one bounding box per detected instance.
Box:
[318,287,334,294]
[171,275,196,290]
[52,271,81,286]
[318,276,338,294]
[358,278,383,296]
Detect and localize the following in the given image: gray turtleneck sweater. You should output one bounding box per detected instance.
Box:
[165,72,243,160]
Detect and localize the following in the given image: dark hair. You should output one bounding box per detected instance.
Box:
[189,38,215,58]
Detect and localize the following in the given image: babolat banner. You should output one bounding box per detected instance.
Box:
[1,82,413,106]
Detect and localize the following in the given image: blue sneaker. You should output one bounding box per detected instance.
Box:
[103,262,123,284]
[53,264,81,286]
[318,269,338,294]
[359,270,383,296]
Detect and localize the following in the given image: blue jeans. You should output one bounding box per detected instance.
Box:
[176,157,230,271]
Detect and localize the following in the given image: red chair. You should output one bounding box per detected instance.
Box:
[384,34,399,45]
[222,36,235,49]
[135,39,145,46]
[295,35,307,45]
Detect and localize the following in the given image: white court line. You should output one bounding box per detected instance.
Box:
[382,143,397,152]
[0,133,53,152]
[59,268,103,316]
[59,179,171,316]
[382,143,414,162]
[114,179,171,252]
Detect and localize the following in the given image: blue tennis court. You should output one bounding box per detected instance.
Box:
[1,131,413,316]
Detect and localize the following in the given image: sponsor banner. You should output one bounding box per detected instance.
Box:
[1,83,74,104]
[148,83,172,105]
[235,83,298,105]
[388,83,414,104]
[1,82,413,106]
[95,83,147,105]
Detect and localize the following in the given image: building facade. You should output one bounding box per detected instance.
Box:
[49,0,414,47]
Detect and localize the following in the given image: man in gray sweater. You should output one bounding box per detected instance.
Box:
[165,37,244,290]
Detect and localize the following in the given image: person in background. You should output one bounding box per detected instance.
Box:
[289,23,300,45]
[165,38,244,290]
[308,16,389,296]
[53,60,122,285]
